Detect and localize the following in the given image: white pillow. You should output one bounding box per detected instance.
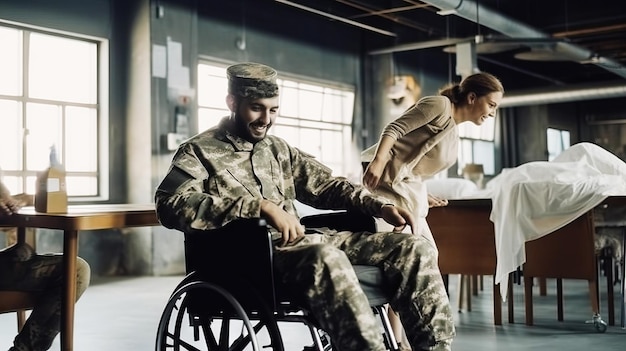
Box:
[425,178,479,199]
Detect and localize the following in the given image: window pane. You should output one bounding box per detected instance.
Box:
[320,130,342,164]
[0,176,22,195]
[322,89,352,124]
[458,116,495,141]
[457,139,473,172]
[298,87,323,121]
[25,103,63,170]
[197,64,228,108]
[473,140,495,175]
[561,131,570,150]
[547,128,571,161]
[271,125,299,148]
[25,175,37,194]
[0,99,23,170]
[198,107,228,132]
[29,33,97,103]
[0,27,22,96]
[65,106,97,172]
[279,84,299,117]
[340,92,355,124]
[298,128,322,158]
[66,176,97,196]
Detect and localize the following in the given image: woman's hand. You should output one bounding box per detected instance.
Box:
[428,194,448,208]
[362,158,386,190]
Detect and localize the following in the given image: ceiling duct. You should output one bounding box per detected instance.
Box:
[421,0,626,80]
[500,81,626,107]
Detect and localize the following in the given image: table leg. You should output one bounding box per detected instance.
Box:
[620,227,626,329]
[61,230,78,351]
[492,278,502,326]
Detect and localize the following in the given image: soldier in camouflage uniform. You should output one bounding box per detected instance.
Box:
[155,62,455,350]
[1,181,91,351]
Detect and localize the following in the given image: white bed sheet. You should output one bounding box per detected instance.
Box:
[485,143,626,299]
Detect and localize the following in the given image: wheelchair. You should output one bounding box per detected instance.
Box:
[155,211,400,351]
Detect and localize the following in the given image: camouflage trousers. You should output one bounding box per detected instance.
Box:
[274,230,455,351]
[0,244,90,351]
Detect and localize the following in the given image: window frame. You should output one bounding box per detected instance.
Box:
[196,60,360,180]
[457,116,496,176]
[547,127,571,161]
[0,21,109,201]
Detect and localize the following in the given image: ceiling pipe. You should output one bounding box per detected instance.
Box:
[501,81,626,107]
[420,0,626,80]
[274,0,397,37]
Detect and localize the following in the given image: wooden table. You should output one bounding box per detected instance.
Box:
[0,204,159,351]
[427,199,514,325]
[428,197,626,329]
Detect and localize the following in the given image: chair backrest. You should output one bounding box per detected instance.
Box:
[2,225,37,332]
[0,291,37,312]
[0,291,37,332]
[184,218,278,312]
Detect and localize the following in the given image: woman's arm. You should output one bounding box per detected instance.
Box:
[362,135,395,190]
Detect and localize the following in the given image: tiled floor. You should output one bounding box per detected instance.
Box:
[1,274,624,350]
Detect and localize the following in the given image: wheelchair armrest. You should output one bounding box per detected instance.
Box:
[300,211,377,233]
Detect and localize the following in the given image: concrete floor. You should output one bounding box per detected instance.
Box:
[1,274,624,351]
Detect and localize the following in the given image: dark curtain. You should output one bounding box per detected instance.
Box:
[497,107,519,169]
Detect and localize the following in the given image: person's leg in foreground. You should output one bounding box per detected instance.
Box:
[2,252,91,351]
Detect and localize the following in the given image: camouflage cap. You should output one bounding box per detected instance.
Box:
[227,62,279,99]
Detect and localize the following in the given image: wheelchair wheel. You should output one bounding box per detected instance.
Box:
[155,280,284,351]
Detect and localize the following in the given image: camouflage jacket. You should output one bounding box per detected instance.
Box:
[155,117,390,233]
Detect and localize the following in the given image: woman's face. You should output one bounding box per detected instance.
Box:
[467,91,503,125]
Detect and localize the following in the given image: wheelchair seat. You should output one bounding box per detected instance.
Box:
[155,211,399,351]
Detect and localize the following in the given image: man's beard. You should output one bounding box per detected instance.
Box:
[234,113,271,143]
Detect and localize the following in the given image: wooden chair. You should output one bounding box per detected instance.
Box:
[523,197,626,332]
[1,226,38,332]
[523,211,607,332]
[0,291,37,331]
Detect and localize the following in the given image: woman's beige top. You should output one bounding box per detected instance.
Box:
[361,95,459,187]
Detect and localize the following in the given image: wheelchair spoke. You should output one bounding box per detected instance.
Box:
[218,315,231,350]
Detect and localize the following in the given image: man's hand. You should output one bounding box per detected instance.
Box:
[380,204,415,234]
[260,200,305,246]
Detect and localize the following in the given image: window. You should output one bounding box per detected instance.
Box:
[547,128,570,161]
[197,62,358,179]
[0,24,104,198]
[457,117,496,175]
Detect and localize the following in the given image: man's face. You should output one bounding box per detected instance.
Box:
[233,96,280,143]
